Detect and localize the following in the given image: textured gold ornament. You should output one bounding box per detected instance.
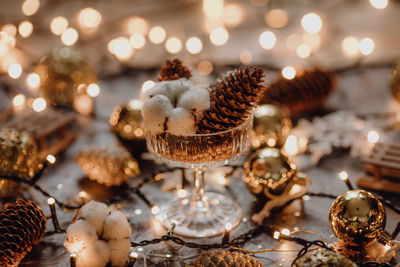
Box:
[193,250,262,267]
[251,104,292,149]
[243,147,298,197]
[329,190,386,246]
[35,46,96,111]
[292,248,357,267]
[76,147,140,187]
[0,129,41,198]
[109,99,146,156]
[390,60,400,102]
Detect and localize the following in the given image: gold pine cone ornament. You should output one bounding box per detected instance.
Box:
[251,104,292,149]
[329,190,387,247]
[0,129,41,198]
[292,248,357,267]
[193,250,262,267]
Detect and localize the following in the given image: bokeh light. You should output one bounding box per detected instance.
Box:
[87,83,100,97]
[32,97,47,112]
[296,44,311,58]
[129,33,146,49]
[2,24,17,37]
[197,60,213,75]
[8,63,22,79]
[369,0,388,9]
[108,37,133,60]
[141,80,155,94]
[148,26,166,44]
[301,13,323,34]
[209,27,229,46]
[12,94,26,108]
[265,9,289,28]
[203,0,224,18]
[127,17,149,35]
[281,66,296,80]
[367,130,380,143]
[185,37,203,54]
[239,50,252,64]
[223,4,244,27]
[359,37,375,55]
[26,72,40,89]
[61,27,79,46]
[21,0,40,16]
[259,31,276,50]
[341,36,359,57]
[78,7,102,29]
[18,21,33,38]
[165,37,182,54]
[50,16,69,36]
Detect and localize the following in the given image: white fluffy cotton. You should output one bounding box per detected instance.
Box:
[167,107,196,135]
[142,78,210,135]
[64,201,132,267]
[77,240,110,267]
[78,201,109,235]
[102,211,132,240]
[64,220,98,253]
[142,94,173,132]
[108,239,131,267]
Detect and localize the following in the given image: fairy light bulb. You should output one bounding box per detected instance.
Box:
[265,9,289,28]
[367,130,380,143]
[26,72,40,89]
[2,24,17,37]
[47,154,56,164]
[151,205,160,215]
[359,38,375,55]
[281,66,296,79]
[165,37,182,54]
[141,80,155,94]
[222,4,244,27]
[369,0,388,9]
[87,83,100,97]
[129,33,146,49]
[281,228,290,236]
[12,94,25,108]
[32,97,47,112]
[301,13,323,34]
[341,36,359,57]
[283,135,298,156]
[108,37,133,60]
[61,27,79,46]
[259,31,276,50]
[185,37,203,54]
[78,7,102,29]
[296,44,311,58]
[126,17,149,35]
[203,0,224,18]
[338,171,349,181]
[8,63,22,79]
[21,0,40,16]
[50,16,68,36]
[209,27,229,46]
[18,21,33,38]
[148,26,166,44]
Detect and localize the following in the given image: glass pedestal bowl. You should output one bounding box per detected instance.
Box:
[145,113,253,238]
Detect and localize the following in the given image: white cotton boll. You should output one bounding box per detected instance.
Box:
[64,220,98,254]
[78,201,109,235]
[144,79,192,104]
[167,107,196,135]
[177,87,210,112]
[102,211,132,240]
[108,239,130,267]
[77,240,110,267]
[142,94,173,132]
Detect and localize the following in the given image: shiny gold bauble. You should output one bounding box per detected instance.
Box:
[251,104,291,149]
[391,60,400,102]
[35,46,97,109]
[292,248,356,267]
[109,99,146,156]
[243,147,297,197]
[0,129,41,198]
[329,190,386,246]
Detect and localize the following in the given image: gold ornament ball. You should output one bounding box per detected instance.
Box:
[35,46,97,109]
[109,99,146,156]
[329,190,386,246]
[0,129,41,198]
[293,248,356,267]
[251,104,291,149]
[243,147,297,197]
[391,60,400,102]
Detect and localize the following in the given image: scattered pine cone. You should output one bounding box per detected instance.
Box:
[292,248,356,267]
[158,59,192,81]
[193,250,262,267]
[263,69,336,116]
[0,199,47,267]
[198,67,266,133]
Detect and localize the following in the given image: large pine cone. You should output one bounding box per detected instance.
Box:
[263,69,335,116]
[198,67,266,134]
[158,59,192,81]
[0,199,47,267]
[193,250,262,267]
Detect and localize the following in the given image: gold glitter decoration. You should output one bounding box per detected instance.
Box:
[390,60,400,102]
[251,104,292,149]
[293,248,357,267]
[243,147,297,197]
[0,129,40,198]
[329,190,386,246]
[193,250,262,267]
[109,99,146,156]
[76,147,140,187]
[35,46,96,109]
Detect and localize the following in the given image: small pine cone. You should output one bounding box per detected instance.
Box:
[76,147,140,187]
[0,199,46,267]
[158,59,192,81]
[198,67,266,134]
[193,250,262,267]
[263,69,336,116]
